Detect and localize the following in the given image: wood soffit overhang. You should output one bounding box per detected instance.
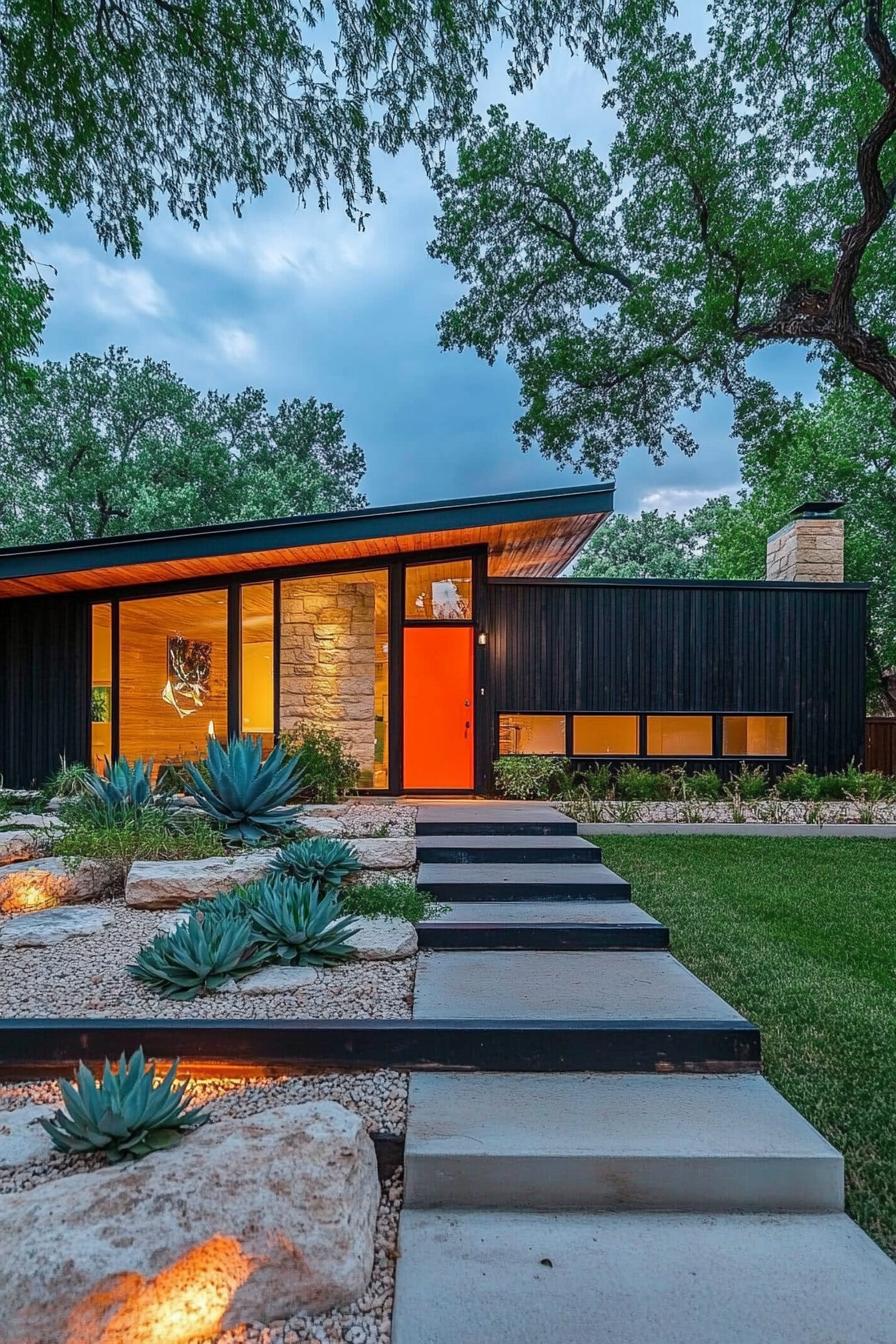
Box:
[0,486,613,599]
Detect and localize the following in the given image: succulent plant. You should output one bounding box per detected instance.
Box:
[129,911,268,999]
[244,874,360,966]
[85,756,156,811]
[270,837,360,891]
[40,1048,208,1162]
[183,736,306,843]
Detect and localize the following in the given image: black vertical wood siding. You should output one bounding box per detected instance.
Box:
[488,580,867,774]
[0,596,90,788]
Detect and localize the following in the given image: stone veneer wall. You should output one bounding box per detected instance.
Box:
[766,517,844,583]
[280,577,376,777]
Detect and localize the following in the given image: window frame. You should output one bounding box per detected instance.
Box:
[721,713,790,758]
[496,710,793,762]
[571,713,641,758]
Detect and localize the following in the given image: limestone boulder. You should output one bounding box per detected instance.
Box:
[4,813,62,831]
[218,964,319,994]
[352,837,416,869]
[0,1104,56,1167]
[0,830,52,866]
[346,916,418,960]
[125,851,275,909]
[0,905,113,948]
[0,856,121,912]
[298,815,346,837]
[0,1100,379,1344]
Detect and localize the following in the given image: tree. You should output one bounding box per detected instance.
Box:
[0,0,660,390]
[430,2,896,477]
[572,503,727,579]
[0,348,365,543]
[700,379,896,710]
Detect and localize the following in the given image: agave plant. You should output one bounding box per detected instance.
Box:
[129,911,268,999]
[85,756,156,811]
[244,874,359,966]
[183,736,306,843]
[40,1048,208,1162]
[271,837,360,891]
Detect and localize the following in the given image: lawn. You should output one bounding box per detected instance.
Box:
[598,834,896,1259]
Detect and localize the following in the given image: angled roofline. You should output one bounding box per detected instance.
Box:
[0,482,615,584]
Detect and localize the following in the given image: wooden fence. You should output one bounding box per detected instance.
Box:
[865,717,896,774]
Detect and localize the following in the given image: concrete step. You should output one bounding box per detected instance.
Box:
[417,861,631,901]
[416,901,668,950]
[404,1073,843,1212]
[416,805,577,836]
[415,834,602,864]
[392,1209,896,1344]
[413,950,748,1024]
[411,951,760,1071]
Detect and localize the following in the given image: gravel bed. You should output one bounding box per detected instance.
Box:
[0,1071,407,1343]
[301,804,417,838]
[0,899,416,1019]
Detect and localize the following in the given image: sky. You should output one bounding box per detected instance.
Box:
[32,22,819,518]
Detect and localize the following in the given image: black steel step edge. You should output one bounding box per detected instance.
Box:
[415,821,578,836]
[416,923,670,951]
[415,844,602,864]
[0,1017,760,1076]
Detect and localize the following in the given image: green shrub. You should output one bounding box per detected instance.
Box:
[41,1049,208,1162]
[280,724,360,802]
[577,764,614,799]
[55,800,224,875]
[41,757,93,802]
[615,764,674,801]
[776,763,819,800]
[271,836,360,890]
[184,735,305,843]
[130,912,268,999]
[493,755,570,799]
[243,874,359,965]
[725,763,769,800]
[684,768,723,801]
[340,878,440,923]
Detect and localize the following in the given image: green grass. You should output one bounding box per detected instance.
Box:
[599,835,896,1258]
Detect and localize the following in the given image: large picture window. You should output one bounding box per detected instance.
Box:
[645,715,713,757]
[280,569,389,789]
[572,714,639,756]
[119,588,228,769]
[498,714,566,755]
[722,715,788,757]
[240,582,275,753]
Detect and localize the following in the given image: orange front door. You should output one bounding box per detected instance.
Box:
[403,626,474,790]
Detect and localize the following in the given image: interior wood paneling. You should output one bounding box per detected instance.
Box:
[0,514,606,599]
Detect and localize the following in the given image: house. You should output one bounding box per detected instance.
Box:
[0,485,866,791]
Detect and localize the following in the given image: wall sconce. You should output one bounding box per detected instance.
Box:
[477,630,488,646]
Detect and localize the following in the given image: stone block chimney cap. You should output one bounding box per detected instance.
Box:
[789,500,844,519]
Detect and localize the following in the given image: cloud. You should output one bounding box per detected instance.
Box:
[45,243,169,319]
[209,322,258,365]
[635,485,739,516]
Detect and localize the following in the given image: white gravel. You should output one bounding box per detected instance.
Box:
[0,1070,407,1343]
[0,898,416,1019]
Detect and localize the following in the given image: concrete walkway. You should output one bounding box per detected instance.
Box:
[393,801,896,1342]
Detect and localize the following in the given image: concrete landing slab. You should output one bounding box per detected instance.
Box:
[404,1073,843,1212]
[415,834,602,863]
[416,901,668,949]
[419,900,659,926]
[416,805,576,836]
[417,861,631,901]
[412,950,746,1022]
[393,1210,896,1344]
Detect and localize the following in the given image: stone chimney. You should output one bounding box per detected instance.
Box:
[766,501,844,583]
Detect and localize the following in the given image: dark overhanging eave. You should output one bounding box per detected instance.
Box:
[0,482,615,585]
